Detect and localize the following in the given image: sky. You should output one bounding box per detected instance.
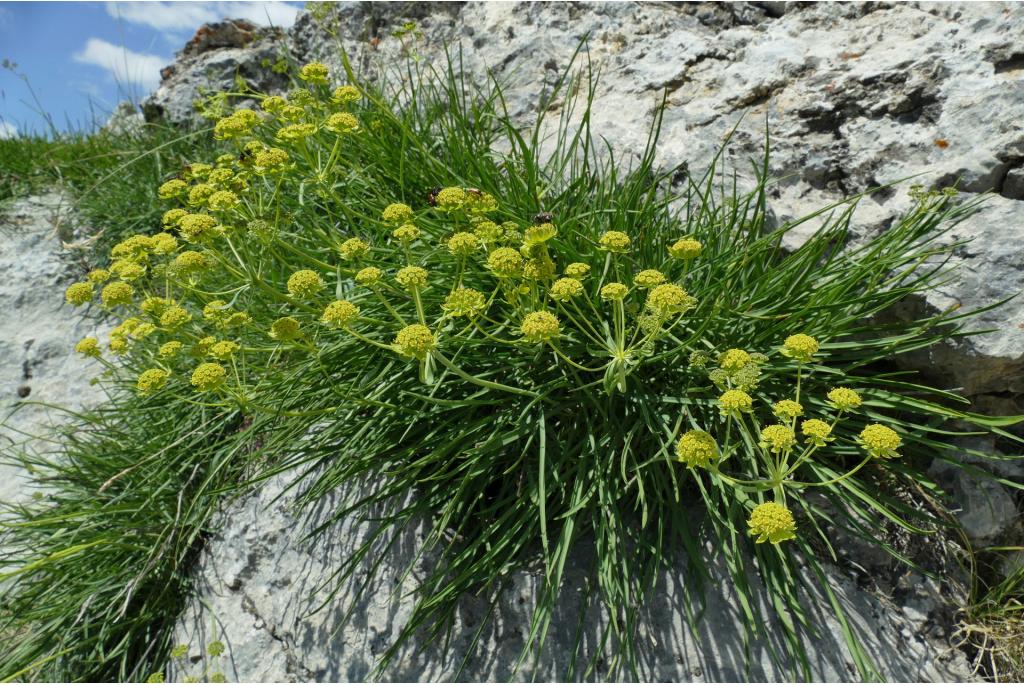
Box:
[0,1,304,137]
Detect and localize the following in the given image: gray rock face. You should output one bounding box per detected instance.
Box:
[172,472,975,683]
[0,194,107,507]
[142,19,289,125]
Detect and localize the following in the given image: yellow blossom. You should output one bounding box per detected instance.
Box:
[748,501,797,544]
[668,238,702,260]
[781,334,819,363]
[858,423,902,459]
[137,369,170,395]
[676,430,718,468]
[190,362,227,392]
[65,282,94,306]
[393,324,435,360]
[322,300,360,328]
[549,277,584,302]
[521,311,560,343]
[287,269,325,298]
[598,230,630,253]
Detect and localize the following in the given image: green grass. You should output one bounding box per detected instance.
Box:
[0,43,1022,684]
[0,123,220,259]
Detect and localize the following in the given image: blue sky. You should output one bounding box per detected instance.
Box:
[0,1,303,137]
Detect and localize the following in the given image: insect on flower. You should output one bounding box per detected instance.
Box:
[533,212,554,224]
[426,186,442,207]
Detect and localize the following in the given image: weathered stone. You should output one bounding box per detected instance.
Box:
[0,194,107,507]
[172,473,976,683]
[141,19,290,125]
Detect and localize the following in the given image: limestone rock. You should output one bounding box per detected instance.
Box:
[0,194,108,507]
[141,19,289,125]
[172,473,976,683]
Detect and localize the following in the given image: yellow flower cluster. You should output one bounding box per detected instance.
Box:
[747,501,796,544]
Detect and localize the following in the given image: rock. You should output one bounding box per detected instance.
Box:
[141,19,289,125]
[103,101,145,137]
[172,472,975,682]
[0,194,108,507]
[930,458,1019,544]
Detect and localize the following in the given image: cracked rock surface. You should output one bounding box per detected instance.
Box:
[172,472,975,682]
[0,194,108,508]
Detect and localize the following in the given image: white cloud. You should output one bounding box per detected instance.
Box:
[0,119,16,139]
[73,38,168,91]
[105,2,302,32]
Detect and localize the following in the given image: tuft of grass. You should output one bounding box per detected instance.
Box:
[0,43,1022,683]
[0,124,219,260]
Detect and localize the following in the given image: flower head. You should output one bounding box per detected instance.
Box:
[338,237,370,261]
[634,269,667,288]
[676,430,719,468]
[253,147,290,170]
[564,262,591,279]
[522,257,556,281]
[162,209,188,228]
[287,269,325,298]
[781,334,819,363]
[158,179,188,199]
[332,85,361,104]
[299,61,330,85]
[137,369,170,395]
[748,501,796,544]
[75,337,101,358]
[100,282,134,308]
[382,203,413,224]
[276,123,317,142]
[487,247,524,278]
[207,190,239,212]
[188,183,216,206]
[190,363,227,392]
[598,230,630,253]
[110,235,153,260]
[600,282,628,301]
[392,223,420,243]
[172,250,209,276]
[827,387,862,412]
[435,187,466,211]
[549,277,584,302]
[523,223,557,246]
[801,418,833,446]
[759,424,796,454]
[442,288,487,318]
[160,305,192,329]
[207,340,238,360]
[447,232,479,257]
[645,284,694,317]
[719,348,751,374]
[177,213,218,241]
[325,112,359,134]
[150,233,178,255]
[355,266,383,286]
[396,266,428,290]
[858,423,901,459]
[473,221,502,242]
[87,269,111,284]
[772,399,804,421]
[322,300,360,328]
[110,260,146,281]
[159,341,183,359]
[521,311,560,343]
[668,238,702,260]
[393,324,435,360]
[718,389,753,417]
[65,282,94,306]
[270,317,301,341]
